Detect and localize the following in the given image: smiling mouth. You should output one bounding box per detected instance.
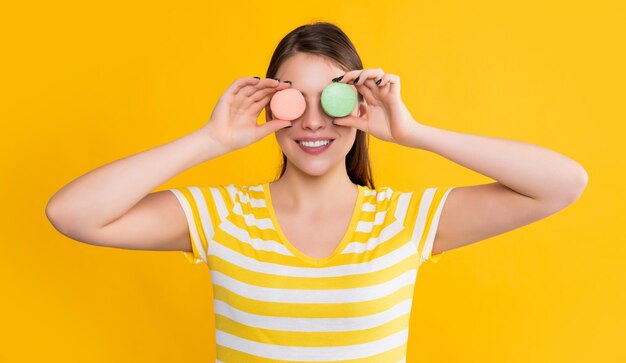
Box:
[294,139,334,155]
[294,139,334,147]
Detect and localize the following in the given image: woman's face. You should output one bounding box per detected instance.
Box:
[266,52,364,178]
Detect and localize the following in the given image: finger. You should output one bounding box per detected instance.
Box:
[377,73,400,88]
[246,85,284,104]
[372,74,393,96]
[229,76,263,95]
[247,92,275,115]
[333,68,384,85]
[356,79,379,105]
[333,114,369,133]
[353,68,385,86]
[242,81,292,109]
[384,74,401,95]
[257,118,292,139]
[237,77,281,98]
[330,69,360,84]
[236,77,281,97]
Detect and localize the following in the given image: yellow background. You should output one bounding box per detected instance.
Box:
[2,0,623,361]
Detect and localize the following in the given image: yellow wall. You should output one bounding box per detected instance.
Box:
[2,0,623,361]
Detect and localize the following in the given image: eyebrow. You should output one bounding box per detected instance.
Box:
[295,88,315,98]
[283,81,323,97]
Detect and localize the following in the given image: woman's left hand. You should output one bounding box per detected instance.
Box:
[332,68,420,147]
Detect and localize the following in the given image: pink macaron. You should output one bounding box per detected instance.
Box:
[270,88,306,121]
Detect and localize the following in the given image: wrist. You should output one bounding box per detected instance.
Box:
[403,121,431,150]
[189,127,230,162]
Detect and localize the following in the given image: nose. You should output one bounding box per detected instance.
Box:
[299,97,332,130]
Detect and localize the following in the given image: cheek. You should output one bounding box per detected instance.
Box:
[339,131,357,149]
[276,133,294,151]
[276,133,286,145]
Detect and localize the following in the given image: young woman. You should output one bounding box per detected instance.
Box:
[46,22,588,362]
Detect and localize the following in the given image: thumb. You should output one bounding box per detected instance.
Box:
[259,119,292,137]
[332,115,359,128]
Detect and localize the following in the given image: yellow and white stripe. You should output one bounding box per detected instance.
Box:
[168,182,455,362]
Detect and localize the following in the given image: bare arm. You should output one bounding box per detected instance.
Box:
[407,123,588,203]
[45,127,226,236]
[45,77,292,251]
[405,123,588,257]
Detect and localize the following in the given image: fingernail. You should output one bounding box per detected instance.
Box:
[375,78,382,85]
[353,76,360,84]
[285,125,292,128]
[284,80,292,84]
[253,76,260,79]
[332,75,344,82]
[271,77,280,82]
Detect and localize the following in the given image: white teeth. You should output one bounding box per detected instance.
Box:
[299,140,331,147]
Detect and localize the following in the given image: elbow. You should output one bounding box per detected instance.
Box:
[45,198,59,226]
[45,195,65,225]
[543,167,588,209]
[572,165,589,199]
[45,198,76,238]
[560,168,589,206]
[45,201,68,236]
[45,192,64,222]
[45,198,104,246]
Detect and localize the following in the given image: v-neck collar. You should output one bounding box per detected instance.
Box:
[262,182,365,267]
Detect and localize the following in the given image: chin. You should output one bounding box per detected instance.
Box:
[284,154,344,177]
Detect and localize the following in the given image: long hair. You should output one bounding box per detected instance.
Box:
[265,22,376,189]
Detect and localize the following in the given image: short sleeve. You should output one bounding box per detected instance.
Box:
[407,186,456,265]
[167,185,226,265]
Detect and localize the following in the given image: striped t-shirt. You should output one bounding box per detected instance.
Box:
[168,182,455,362]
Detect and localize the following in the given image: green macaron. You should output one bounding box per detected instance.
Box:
[321,82,357,118]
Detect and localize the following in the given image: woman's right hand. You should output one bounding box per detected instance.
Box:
[200,77,293,153]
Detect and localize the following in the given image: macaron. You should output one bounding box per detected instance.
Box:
[321,82,357,118]
[269,88,306,121]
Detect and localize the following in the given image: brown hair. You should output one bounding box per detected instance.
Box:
[265,22,376,190]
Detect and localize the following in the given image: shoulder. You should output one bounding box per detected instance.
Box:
[176,183,245,206]
[224,182,268,205]
[361,184,406,210]
[363,184,406,197]
[188,183,265,203]
[364,184,453,210]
